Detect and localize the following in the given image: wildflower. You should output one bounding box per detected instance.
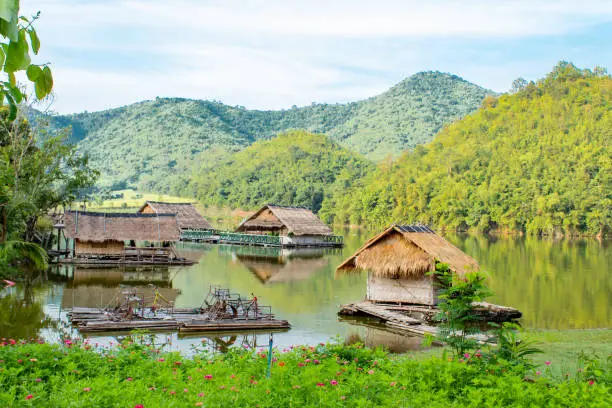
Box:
[83,388,91,392]
[292,385,301,389]
[169,390,176,395]
[340,396,346,400]
[17,359,22,364]
[368,370,374,375]
[390,382,397,387]
[195,403,203,407]
[316,383,325,387]
[305,359,311,363]
[126,377,133,381]
[135,405,144,408]
[298,363,304,367]
[230,374,236,379]
[588,380,595,386]
[35,378,41,383]
[545,361,551,366]
[184,388,189,393]
[25,395,34,400]
[197,393,205,397]
[175,361,182,366]
[536,371,541,375]
[278,362,285,367]
[64,339,73,346]
[157,358,165,362]
[148,387,156,391]
[250,380,258,385]
[464,353,470,359]
[29,358,37,362]
[204,374,213,380]
[314,359,320,364]
[330,380,338,386]
[219,386,226,390]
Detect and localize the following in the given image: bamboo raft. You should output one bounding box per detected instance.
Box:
[339,301,520,341]
[69,287,290,333]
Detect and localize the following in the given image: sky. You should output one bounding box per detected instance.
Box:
[20,0,612,114]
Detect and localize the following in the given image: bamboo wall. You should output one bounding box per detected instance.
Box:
[75,239,125,256]
[367,273,439,306]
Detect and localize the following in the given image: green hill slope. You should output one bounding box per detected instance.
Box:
[320,63,611,236]
[181,130,374,213]
[45,72,490,191]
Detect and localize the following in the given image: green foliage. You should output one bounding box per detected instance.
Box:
[432,263,492,357]
[0,107,97,271]
[0,3,53,120]
[0,340,608,407]
[322,63,612,236]
[488,322,542,370]
[181,130,374,212]
[39,72,489,192]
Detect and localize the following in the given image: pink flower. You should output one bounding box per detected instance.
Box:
[588,380,595,386]
[340,396,346,400]
[197,392,205,397]
[316,382,325,387]
[204,374,213,380]
[195,403,204,407]
[464,353,470,359]
[35,378,41,383]
[536,371,541,375]
[157,358,165,362]
[390,382,397,387]
[314,359,320,364]
[83,387,91,392]
[25,395,34,400]
[368,370,375,375]
[134,405,144,408]
[175,361,182,366]
[330,380,338,386]
[126,377,133,381]
[298,363,304,367]
[64,339,72,345]
[169,390,176,395]
[545,361,551,366]
[183,388,189,393]
[219,386,225,390]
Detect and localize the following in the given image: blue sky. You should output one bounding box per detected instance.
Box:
[21,0,612,114]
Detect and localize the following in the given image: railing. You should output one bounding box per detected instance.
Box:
[181,229,216,241]
[218,231,282,246]
[321,235,344,245]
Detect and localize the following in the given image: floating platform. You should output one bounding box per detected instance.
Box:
[180,319,290,332]
[339,301,521,342]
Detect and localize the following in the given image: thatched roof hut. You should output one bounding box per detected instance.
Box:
[138,201,212,230]
[337,225,479,305]
[64,211,181,242]
[235,204,333,236]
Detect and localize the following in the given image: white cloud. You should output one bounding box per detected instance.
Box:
[18,0,612,113]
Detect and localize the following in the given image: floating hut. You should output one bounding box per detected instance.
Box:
[234,204,342,247]
[138,201,213,239]
[61,211,190,264]
[337,224,479,306]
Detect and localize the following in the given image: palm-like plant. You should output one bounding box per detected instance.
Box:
[0,240,48,271]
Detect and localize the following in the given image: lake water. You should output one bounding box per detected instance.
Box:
[1,231,609,353]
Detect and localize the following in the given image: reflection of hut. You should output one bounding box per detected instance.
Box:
[62,286,180,308]
[237,254,329,284]
[63,211,181,262]
[337,225,479,306]
[235,204,340,247]
[138,201,212,231]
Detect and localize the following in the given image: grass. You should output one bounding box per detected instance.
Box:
[0,338,609,407]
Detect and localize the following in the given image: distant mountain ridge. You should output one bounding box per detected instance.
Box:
[42,71,492,191]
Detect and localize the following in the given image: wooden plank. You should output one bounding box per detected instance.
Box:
[352,302,422,325]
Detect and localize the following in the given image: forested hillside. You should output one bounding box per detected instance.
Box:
[44,72,490,191]
[178,130,374,213]
[320,63,611,237]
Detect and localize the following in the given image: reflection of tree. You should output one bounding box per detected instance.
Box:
[0,294,46,339]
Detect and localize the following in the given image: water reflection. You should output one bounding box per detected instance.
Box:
[2,231,610,351]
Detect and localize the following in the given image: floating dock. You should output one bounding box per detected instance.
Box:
[339,301,521,341]
[69,287,290,334]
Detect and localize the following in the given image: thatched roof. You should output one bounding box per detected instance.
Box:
[236,204,333,236]
[64,211,180,242]
[337,225,479,278]
[139,201,212,230]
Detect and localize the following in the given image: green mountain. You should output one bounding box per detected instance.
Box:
[45,71,490,191]
[181,130,374,213]
[320,63,612,237]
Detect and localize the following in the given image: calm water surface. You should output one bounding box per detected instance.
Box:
[1,231,610,353]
